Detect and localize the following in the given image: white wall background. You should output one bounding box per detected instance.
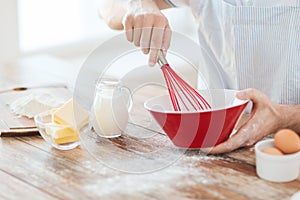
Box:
[0,0,19,63]
[0,1,198,64]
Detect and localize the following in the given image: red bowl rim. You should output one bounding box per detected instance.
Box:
[144,89,249,114]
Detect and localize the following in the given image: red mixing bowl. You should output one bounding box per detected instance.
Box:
[144,89,249,149]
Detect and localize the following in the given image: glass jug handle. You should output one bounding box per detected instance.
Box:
[121,86,133,111]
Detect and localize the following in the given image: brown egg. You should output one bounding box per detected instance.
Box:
[262,147,283,156]
[274,129,300,154]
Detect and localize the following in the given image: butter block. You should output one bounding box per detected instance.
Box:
[46,126,79,144]
[46,126,78,138]
[53,134,79,145]
[52,99,89,130]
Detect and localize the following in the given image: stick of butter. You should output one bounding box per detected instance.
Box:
[46,126,79,144]
[53,135,79,145]
[52,99,89,130]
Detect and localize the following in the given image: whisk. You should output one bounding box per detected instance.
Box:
[157,51,211,111]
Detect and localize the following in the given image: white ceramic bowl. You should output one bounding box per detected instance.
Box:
[255,139,300,182]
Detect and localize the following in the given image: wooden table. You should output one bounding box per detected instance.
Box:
[0,55,299,200]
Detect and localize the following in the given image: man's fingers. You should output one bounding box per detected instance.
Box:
[236,88,269,105]
[207,126,251,154]
[140,17,155,55]
[140,27,152,54]
[162,24,172,55]
[123,14,134,42]
[123,10,170,66]
[148,26,164,65]
[208,138,243,154]
[148,49,159,66]
[133,15,143,47]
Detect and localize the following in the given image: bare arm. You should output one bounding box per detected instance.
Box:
[207,89,300,154]
[97,0,172,30]
[279,104,300,132]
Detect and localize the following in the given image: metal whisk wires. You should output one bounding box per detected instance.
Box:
[157,51,211,111]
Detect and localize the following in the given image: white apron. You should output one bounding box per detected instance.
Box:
[189,0,300,104]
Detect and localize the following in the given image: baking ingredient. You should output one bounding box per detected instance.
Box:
[46,126,79,144]
[274,129,300,154]
[92,91,129,137]
[10,93,61,118]
[54,134,79,145]
[262,147,283,156]
[47,98,89,145]
[53,99,89,130]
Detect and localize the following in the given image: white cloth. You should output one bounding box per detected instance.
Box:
[169,0,300,104]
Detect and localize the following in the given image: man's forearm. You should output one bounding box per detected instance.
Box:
[279,104,300,133]
[97,0,127,30]
[97,0,172,30]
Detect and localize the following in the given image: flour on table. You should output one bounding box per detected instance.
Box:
[9,93,62,118]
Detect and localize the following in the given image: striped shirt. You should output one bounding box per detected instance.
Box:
[167,0,300,104]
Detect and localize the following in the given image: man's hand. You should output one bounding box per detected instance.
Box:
[207,88,284,154]
[123,0,172,66]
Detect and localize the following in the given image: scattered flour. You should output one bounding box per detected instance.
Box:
[83,164,212,197]
[80,152,229,197]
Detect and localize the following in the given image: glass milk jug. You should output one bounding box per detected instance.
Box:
[90,78,132,138]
